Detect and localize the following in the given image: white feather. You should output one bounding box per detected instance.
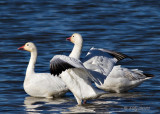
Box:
[50,54,105,105]
[18,42,68,98]
[67,33,153,93]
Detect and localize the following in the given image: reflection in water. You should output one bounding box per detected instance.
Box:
[66,105,96,113]
[24,96,69,112]
[24,96,97,113]
[100,92,143,99]
[64,92,141,113]
[23,92,143,113]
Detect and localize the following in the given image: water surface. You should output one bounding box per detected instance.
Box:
[0,0,160,113]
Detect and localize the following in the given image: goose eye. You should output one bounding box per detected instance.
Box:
[27,44,29,46]
[73,36,74,37]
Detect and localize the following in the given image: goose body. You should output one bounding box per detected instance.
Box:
[67,33,154,93]
[50,55,105,105]
[95,65,153,93]
[18,42,68,98]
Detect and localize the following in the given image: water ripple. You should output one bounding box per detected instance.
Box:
[0,0,159,113]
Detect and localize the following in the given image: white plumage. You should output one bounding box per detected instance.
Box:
[95,65,153,93]
[66,33,154,93]
[50,55,105,105]
[18,42,68,98]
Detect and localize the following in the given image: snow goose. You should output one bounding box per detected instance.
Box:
[50,55,105,105]
[66,33,154,93]
[18,42,68,98]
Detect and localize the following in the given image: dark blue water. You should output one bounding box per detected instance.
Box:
[0,0,160,113]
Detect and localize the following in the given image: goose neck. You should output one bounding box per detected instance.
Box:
[26,50,37,75]
[69,44,82,59]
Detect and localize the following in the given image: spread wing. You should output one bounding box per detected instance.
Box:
[50,55,84,76]
[50,55,99,83]
[82,47,132,76]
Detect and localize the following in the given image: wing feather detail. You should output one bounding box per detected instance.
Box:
[97,48,133,61]
[50,55,84,76]
[83,47,132,63]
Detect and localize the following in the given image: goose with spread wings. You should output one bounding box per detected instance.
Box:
[66,33,154,93]
[50,55,105,105]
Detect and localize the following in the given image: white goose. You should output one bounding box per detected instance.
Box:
[18,42,68,98]
[50,55,105,105]
[66,33,154,93]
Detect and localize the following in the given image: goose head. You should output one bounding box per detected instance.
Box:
[66,33,83,46]
[18,42,37,52]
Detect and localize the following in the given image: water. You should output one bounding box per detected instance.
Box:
[0,0,160,113]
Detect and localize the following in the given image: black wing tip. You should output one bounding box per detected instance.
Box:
[101,49,133,61]
[50,59,76,76]
[50,65,63,76]
[50,64,55,76]
[115,52,133,61]
[144,73,154,78]
[50,68,62,76]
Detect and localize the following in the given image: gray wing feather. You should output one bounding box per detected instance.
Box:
[97,48,133,61]
[82,47,132,76]
[82,47,132,63]
[50,55,85,76]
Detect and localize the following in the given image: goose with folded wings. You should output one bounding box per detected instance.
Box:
[18,42,68,98]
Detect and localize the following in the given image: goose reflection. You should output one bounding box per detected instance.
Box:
[24,92,143,113]
[63,93,139,113]
[24,96,69,112]
[65,105,96,113]
[100,92,142,99]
